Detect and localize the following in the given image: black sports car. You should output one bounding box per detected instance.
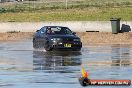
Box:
[33,26,82,51]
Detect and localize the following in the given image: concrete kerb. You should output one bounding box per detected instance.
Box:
[0,21,131,32]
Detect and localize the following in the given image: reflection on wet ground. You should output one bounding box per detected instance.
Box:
[0,40,132,88]
[111,44,131,66]
[33,51,82,73]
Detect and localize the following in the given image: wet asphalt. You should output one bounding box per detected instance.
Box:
[0,40,132,88]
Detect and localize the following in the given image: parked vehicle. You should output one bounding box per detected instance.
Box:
[33,26,82,51]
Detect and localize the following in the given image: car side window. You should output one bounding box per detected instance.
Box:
[35,30,40,37]
[40,27,46,37]
[40,27,46,33]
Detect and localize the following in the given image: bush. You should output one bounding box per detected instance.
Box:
[0,8,6,13]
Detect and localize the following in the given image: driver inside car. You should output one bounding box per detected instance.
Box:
[46,27,52,35]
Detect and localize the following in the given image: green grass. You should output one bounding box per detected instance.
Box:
[0,0,132,21]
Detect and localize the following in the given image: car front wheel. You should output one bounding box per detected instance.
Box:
[73,48,81,51]
[44,42,52,51]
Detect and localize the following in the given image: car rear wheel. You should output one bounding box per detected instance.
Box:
[33,39,39,48]
[33,38,45,49]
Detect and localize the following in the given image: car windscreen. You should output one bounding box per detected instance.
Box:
[47,27,73,35]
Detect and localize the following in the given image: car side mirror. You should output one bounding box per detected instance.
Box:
[36,30,39,32]
[72,32,76,35]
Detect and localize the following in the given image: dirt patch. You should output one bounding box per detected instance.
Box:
[0,32,33,41]
[0,32,132,45]
[77,32,132,45]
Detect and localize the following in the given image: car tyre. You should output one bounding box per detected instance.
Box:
[45,42,52,51]
[33,38,45,49]
[33,38,39,48]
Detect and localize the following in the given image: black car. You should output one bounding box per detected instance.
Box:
[33,26,82,51]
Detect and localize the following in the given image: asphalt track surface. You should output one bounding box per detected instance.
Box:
[0,40,132,88]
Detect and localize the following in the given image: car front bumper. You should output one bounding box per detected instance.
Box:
[50,41,82,50]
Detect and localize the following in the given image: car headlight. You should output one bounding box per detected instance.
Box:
[51,38,61,41]
[73,38,80,41]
